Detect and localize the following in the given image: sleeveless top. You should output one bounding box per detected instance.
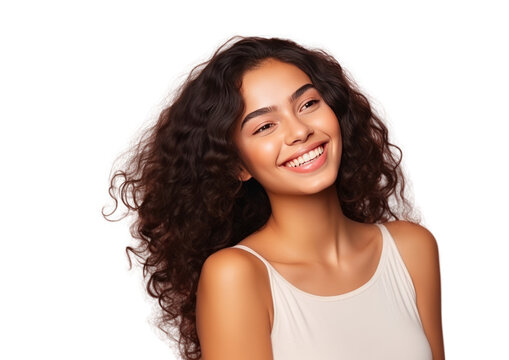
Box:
[230,223,433,360]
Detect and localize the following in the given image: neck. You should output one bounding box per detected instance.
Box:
[263,185,357,266]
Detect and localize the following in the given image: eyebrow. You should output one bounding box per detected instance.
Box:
[240,83,316,130]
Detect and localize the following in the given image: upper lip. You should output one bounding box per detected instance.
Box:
[279,141,327,166]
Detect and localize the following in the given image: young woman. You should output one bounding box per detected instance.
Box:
[104,36,445,360]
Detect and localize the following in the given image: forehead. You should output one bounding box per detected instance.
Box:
[240,59,312,104]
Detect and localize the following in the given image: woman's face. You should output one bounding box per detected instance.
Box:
[232,58,342,196]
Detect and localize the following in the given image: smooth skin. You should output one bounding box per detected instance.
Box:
[195,59,445,360]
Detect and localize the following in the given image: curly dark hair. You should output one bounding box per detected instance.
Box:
[102,35,420,360]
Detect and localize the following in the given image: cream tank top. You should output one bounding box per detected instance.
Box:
[230,223,433,360]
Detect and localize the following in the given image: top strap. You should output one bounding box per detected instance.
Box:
[231,244,273,269]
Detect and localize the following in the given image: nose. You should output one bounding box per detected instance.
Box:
[283,111,314,145]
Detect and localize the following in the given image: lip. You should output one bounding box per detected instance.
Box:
[278,140,328,166]
[281,142,328,173]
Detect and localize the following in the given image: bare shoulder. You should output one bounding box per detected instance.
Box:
[198,246,271,297]
[383,220,439,258]
[199,247,267,289]
[382,220,441,301]
[196,247,273,360]
[384,220,445,360]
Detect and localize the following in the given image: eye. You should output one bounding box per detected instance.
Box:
[301,99,319,111]
[253,123,275,134]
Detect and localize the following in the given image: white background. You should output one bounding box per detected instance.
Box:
[1,0,507,359]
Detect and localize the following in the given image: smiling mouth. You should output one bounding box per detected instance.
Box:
[282,143,326,168]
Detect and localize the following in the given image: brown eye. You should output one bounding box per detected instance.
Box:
[254,123,275,134]
[301,99,319,111]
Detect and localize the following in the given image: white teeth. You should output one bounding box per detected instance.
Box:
[284,145,324,167]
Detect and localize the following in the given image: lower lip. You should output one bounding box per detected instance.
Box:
[281,143,328,173]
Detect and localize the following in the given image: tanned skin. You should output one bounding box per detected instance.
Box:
[196,59,445,360]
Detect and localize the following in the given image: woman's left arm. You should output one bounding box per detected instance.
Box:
[389,220,446,360]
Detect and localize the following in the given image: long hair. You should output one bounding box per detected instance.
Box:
[102,35,420,360]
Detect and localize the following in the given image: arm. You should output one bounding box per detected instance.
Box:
[196,248,274,360]
[387,220,446,360]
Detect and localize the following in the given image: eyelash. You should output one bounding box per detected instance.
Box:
[253,99,320,134]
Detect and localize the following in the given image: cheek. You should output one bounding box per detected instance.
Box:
[324,110,341,138]
[259,141,278,157]
[333,119,341,140]
[243,141,279,169]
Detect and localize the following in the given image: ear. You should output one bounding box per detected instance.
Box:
[238,165,253,182]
